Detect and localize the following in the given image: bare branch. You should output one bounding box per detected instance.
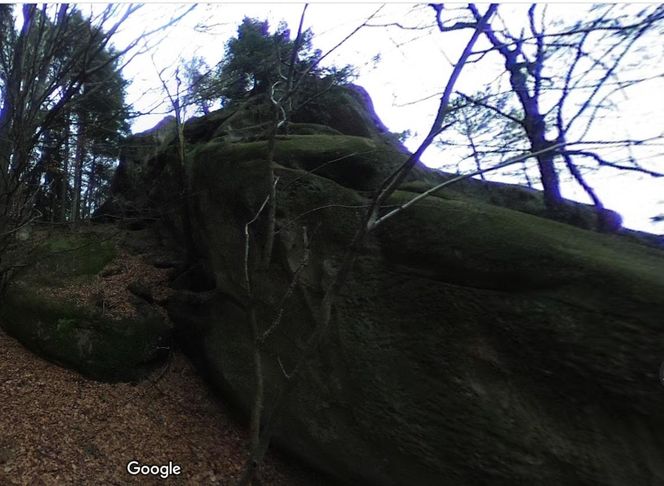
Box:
[561,152,603,209]
[288,5,384,100]
[261,226,311,344]
[368,4,499,231]
[455,91,524,126]
[429,3,478,31]
[565,150,664,177]
[374,143,567,227]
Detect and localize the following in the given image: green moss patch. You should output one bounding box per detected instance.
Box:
[381,191,664,303]
[0,227,170,382]
[1,282,170,382]
[27,231,117,284]
[194,134,407,191]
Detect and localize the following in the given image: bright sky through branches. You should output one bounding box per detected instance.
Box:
[113,3,663,234]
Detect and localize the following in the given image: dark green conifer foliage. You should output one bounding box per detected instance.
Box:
[213,17,354,107]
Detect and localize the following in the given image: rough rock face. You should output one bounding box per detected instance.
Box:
[102,85,664,485]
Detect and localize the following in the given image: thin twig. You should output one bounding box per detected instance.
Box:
[374,143,567,227]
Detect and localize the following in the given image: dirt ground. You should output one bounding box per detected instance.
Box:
[0,326,331,485]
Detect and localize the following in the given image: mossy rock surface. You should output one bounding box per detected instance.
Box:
[193,134,408,191]
[167,138,664,486]
[0,229,171,382]
[25,231,117,283]
[286,123,343,136]
[102,84,664,485]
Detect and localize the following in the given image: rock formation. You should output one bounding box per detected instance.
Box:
[31,85,664,484]
[0,228,172,381]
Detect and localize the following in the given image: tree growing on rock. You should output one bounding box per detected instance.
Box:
[188,15,354,115]
[228,2,664,481]
[134,5,663,485]
[234,5,507,485]
[430,3,664,230]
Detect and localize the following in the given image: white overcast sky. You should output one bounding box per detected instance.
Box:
[105,2,664,234]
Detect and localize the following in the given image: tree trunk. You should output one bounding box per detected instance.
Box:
[59,115,71,222]
[0,5,35,219]
[82,155,96,220]
[72,114,86,225]
[471,10,564,211]
[511,73,562,211]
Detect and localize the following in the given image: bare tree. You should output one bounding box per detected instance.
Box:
[430,3,664,229]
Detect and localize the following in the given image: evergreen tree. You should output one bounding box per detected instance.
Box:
[0,5,130,224]
[211,17,353,107]
[217,18,283,101]
[71,46,130,222]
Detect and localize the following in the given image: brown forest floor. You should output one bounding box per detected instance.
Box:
[0,326,330,485]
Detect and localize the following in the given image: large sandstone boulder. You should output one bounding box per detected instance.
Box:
[100,84,664,485]
[164,137,664,486]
